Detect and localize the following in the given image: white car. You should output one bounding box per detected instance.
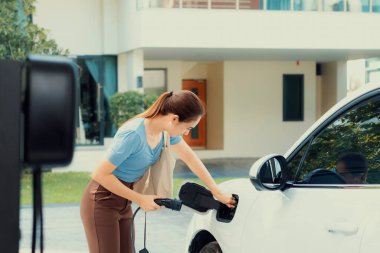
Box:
[185,84,380,253]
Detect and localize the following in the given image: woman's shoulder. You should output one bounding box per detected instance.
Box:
[115,118,144,139]
[119,118,143,130]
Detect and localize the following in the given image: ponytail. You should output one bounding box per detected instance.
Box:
[133,90,205,122]
[134,91,173,119]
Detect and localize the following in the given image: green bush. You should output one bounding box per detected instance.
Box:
[110,91,158,128]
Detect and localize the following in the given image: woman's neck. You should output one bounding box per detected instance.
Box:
[144,116,165,137]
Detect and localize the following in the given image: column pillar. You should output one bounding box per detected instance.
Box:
[336,61,348,102]
[117,48,144,92]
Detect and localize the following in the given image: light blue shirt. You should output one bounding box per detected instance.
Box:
[106,118,182,183]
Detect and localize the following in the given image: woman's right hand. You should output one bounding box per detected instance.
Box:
[136,194,161,212]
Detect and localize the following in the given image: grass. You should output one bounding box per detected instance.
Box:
[20,172,235,206]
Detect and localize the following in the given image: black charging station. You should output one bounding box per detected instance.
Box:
[0,60,23,253]
[0,56,78,253]
[23,56,77,166]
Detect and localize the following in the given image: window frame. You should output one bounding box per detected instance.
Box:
[143,68,168,95]
[285,88,380,189]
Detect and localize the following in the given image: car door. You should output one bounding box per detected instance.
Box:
[242,91,380,253]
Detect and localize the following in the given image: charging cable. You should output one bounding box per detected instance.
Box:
[131,207,148,253]
[131,199,182,253]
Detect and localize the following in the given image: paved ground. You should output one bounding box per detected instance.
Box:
[19,203,194,253]
[19,158,256,253]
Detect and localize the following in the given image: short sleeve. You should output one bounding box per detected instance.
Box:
[170,135,182,145]
[106,131,141,167]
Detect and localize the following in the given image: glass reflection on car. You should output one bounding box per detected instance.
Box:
[292,98,380,185]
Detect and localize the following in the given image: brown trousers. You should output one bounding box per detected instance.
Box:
[80,179,134,253]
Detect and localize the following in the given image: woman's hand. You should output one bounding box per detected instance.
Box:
[136,194,162,212]
[212,189,236,208]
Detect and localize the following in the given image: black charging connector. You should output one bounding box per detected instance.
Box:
[154,198,182,211]
[179,182,239,223]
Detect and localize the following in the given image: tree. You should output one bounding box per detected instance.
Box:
[0,0,68,60]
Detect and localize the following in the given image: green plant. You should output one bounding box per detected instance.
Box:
[143,93,158,108]
[0,0,68,60]
[109,91,158,128]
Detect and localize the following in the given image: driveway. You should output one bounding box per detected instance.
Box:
[19,203,194,253]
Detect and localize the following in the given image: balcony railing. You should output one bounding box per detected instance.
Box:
[137,0,380,13]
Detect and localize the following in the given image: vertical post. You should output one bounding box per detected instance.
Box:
[180,0,183,8]
[0,60,22,253]
[236,0,239,10]
[290,0,294,11]
[370,0,373,13]
[318,0,323,11]
[344,0,347,12]
[208,0,211,9]
[263,0,267,10]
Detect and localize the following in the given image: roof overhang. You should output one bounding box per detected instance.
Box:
[144,48,380,62]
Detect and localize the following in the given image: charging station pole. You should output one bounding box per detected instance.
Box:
[0,61,22,253]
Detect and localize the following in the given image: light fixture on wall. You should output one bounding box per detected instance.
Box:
[137,75,143,88]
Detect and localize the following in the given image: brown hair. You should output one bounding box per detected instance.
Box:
[135,90,205,122]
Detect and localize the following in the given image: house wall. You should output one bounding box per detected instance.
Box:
[319,62,348,115]
[321,62,338,115]
[207,62,224,150]
[182,62,208,79]
[222,61,317,157]
[34,0,118,55]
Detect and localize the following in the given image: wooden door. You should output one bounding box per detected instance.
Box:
[182,80,206,148]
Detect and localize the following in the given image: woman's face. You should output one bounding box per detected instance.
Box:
[167,115,201,137]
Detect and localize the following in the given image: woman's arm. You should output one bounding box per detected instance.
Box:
[171,139,235,207]
[92,160,160,211]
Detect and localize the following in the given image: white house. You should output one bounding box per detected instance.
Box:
[33,0,380,171]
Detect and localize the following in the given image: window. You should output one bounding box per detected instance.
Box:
[294,96,380,185]
[76,56,117,145]
[286,141,310,181]
[267,0,290,10]
[143,69,167,96]
[283,74,304,121]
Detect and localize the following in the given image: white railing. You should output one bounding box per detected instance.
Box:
[137,0,380,13]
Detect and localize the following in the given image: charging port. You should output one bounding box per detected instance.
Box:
[216,194,239,223]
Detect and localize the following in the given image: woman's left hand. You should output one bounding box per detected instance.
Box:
[212,189,236,208]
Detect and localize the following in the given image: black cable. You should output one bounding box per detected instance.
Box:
[32,167,43,253]
[130,199,182,253]
[143,212,147,249]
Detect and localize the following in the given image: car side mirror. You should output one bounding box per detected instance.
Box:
[249,154,289,191]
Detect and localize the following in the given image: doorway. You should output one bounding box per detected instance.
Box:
[182,79,207,148]
[75,56,117,146]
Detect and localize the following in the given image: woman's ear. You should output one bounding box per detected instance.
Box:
[172,114,179,122]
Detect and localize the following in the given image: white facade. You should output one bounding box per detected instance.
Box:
[33,0,380,171]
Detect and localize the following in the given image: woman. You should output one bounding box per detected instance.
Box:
[80,90,236,253]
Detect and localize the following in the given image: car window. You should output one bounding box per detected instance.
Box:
[295,96,380,185]
[287,141,310,181]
